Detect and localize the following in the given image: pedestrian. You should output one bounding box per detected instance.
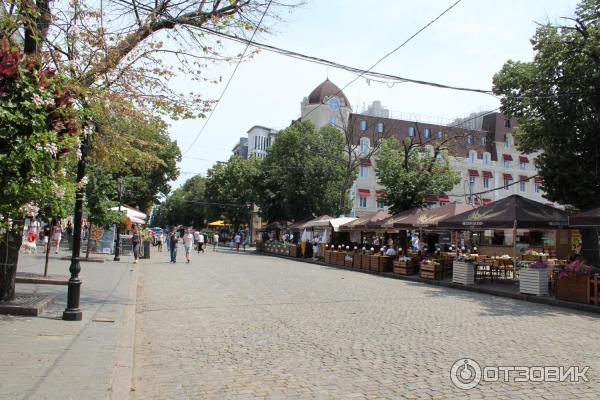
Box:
[42,223,51,252]
[193,229,200,251]
[169,227,179,263]
[52,220,62,254]
[66,221,73,249]
[183,227,194,264]
[234,232,241,251]
[157,231,164,252]
[213,233,219,251]
[28,217,40,244]
[132,225,142,264]
[197,231,205,253]
[165,227,171,252]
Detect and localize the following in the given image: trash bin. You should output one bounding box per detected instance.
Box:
[141,240,150,259]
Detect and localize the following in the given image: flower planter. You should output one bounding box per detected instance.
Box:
[352,252,362,268]
[393,259,414,275]
[519,268,548,296]
[370,255,381,272]
[420,262,442,280]
[452,261,475,285]
[556,277,590,304]
[324,250,331,264]
[360,254,371,270]
[379,256,393,272]
[335,251,345,266]
[344,253,354,268]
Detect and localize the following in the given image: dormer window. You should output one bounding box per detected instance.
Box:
[360,120,367,131]
[504,119,511,128]
[424,128,430,139]
[408,126,415,137]
[377,122,384,134]
[437,131,443,139]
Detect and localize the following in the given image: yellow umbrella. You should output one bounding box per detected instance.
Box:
[208,220,226,227]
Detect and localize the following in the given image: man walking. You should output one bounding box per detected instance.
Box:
[132,225,141,264]
[169,227,179,263]
[212,233,219,252]
[197,231,205,253]
[234,232,241,251]
[183,227,194,264]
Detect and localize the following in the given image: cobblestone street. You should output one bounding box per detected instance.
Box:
[134,249,600,399]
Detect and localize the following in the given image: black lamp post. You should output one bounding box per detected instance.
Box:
[63,129,90,321]
[113,179,124,262]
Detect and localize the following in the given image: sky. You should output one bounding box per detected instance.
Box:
[168,0,580,191]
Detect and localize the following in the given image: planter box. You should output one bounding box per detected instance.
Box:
[335,252,345,266]
[379,256,393,272]
[556,277,590,304]
[370,255,382,272]
[344,253,354,268]
[360,254,371,270]
[352,252,362,268]
[324,250,331,264]
[393,259,414,275]
[288,245,299,258]
[453,261,475,285]
[420,262,442,280]
[519,268,548,296]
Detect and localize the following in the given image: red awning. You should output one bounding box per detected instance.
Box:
[519,175,529,181]
[468,169,479,177]
[483,198,492,205]
[426,196,450,203]
[519,156,529,163]
[534,176,544,184]
[360,158,372,166]
[503,173,513,180]
[438,196,450,203]
[376,191,384,198]
[503,154,513,161]
[482,171,493,178]
[358,189,370,198]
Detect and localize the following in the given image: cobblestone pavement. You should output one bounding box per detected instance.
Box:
[134,249,600,399]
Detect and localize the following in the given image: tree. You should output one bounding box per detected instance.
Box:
[153,175,207,227]
[205,155,260,231]
[255,121,349,222]
[492,0,600,264]
[375,137,460,214]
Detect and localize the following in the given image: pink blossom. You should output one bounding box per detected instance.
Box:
[32,93,43,106]
[44,143,58,157]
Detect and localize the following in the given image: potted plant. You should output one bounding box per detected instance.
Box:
[518,261,548,296]
[420,258,442,280]
[452,254,476,285]
[393,256,414,275]
[555,260,596,304]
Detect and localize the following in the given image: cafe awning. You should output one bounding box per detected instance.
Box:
[386,203,476,229]
[339,210,392,231]
[300,215,333,229]
[569,207,600,227]
[438,195,568,229]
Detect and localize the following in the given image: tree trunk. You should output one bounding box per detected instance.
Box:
[0,224,23,301]
[579,227,600,266]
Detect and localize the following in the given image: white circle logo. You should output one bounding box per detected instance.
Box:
[450,358,482,390]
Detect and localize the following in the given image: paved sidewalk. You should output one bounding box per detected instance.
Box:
[0,250,138,400]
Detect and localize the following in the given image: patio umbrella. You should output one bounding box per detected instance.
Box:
[388,203,475,229]
[569,207,600,227]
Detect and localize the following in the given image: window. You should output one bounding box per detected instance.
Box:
[504,158,511,168]
[483,153,489,165]
[377,122,384,134]
[467,135,473,145]
[504,119,511,128]
[437,131,443,139]
[483,177,490,189]
[359,197,367,208]
[329,116,337,126]
[469,176,476,194]
[520,181,526,192]
[408,126,415,137]
[468,152,475,163]
[481,136,487,146]
[328,97,339,110]
[254,136,257,150]
[520,161,526,170]
[360,138,369,155]
[360,120,367,131]
[360,166,368,178]
[504,180,510,190]
[424,128,430,139]
[504,134,510,148]
[377,200,385,209]
[535,182,541,193]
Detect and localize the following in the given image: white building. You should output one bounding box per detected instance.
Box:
[247,125,277,159]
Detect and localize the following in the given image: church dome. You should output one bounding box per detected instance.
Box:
[307,79,350,107]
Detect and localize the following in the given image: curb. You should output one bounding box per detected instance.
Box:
[256,251,600,316]
[107,261,139,399]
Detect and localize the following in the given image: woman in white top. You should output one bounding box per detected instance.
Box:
[183,227,194,263]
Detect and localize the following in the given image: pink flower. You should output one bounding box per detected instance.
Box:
[32,93,43,106]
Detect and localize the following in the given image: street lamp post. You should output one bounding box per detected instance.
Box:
[113,179,124,262]
[62,130,90,321]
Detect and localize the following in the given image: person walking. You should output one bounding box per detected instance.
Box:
[65,221,73,250]
[169,227,179,263]
[183,227,194,264]
[52,221,63,254]
[132,225,142,264]
[234,232,241,251]
[157,231,164,252]
[212,233,219,252]
[197,231,205,253]
[28,217,40,244]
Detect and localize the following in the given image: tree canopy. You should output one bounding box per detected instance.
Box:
[375,137,460,214]
[152,175,207,228]
[492,0,600,263]
[255,121,350,222]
